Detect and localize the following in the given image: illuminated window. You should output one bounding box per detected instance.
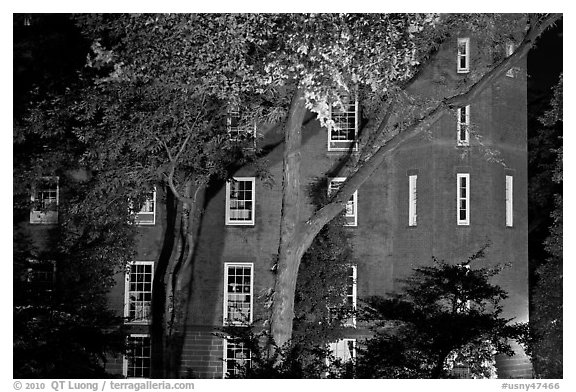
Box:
[124,334,151,378]
[328,177,357,227]
[227,106,256,143]
[131,190,156,225]
[344,265,357,327]
[30,177,59,224]
[223,338,251,378]
[223,263,253,325]
[506,42,516,78]
[457,173,470,226]
[457,38,470,73]
[457,105,470,146]
[506,175,513,227]
[124,261,154,324]
[408,175,417,226]
[328,95,358,151]
[329,339,356,363]
[225,177,255,225]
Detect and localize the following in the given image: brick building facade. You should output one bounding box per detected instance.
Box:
[18,30,531,379]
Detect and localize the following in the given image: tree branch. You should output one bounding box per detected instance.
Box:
[162,93,208,205]
[297,13,561,258]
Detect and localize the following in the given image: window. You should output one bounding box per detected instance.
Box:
[131,190,156,225]
[124,334,151,378]
[30,177,59,224]
[223,338,251,378]
[329,339,356,363]
[328,178,358,227]
[223,263,253,325]
[506,42,516,78]
[457,173,470,225]
[227,106,256,143]
[345,265,357,327]
[328,94,358,151]
[457,105,470,146]
[124,261,154,324]
[457,38,470,73]
[24,259,56,300]
[506,175,513,227]
[225,177,255,225]
[408,174,417,226]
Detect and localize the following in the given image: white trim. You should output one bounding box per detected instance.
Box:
[457,105,470,146]
[134,188,156,225]
[457,37,470,73]
[225,177,256,226]
[506,175,513,227]
[123,333,151,379]
[345,265,357,328]
[124,261,154,324]
[227,105,257,145]
[457,173,470,226]
[29,176,59,224]
[222,337,252,378]
[327,94,359,152]
[506,42,516,78]
[329,338,357,362]
[328,177,358,227]
[223,262,254,325]
[408,174,417,226]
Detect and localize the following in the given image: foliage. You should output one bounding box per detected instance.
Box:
[14,13,560,376]
[13,14,131,378]
[292,179,357,350]
[530,74,562,378]
[355,248,525,378]
[13,174,134,378]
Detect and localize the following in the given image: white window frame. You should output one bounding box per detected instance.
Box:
[329,338,356,363]
[327,94,359,152]
[223,262,254,325]
[225,177,255,226]
[328,177,358,227]
[457,37,470,73]
[506,175,513,227]
[345,265,357,327]
[124,261,154,324]
[123,334,151,379]
[457,105,470,146]
[223,338,251,378]
[506,42,516,78]
[132,189,156,225]
[408,174,418,226]
[30,177,59,224]
[457,173,470,226]
[227,105,257,144]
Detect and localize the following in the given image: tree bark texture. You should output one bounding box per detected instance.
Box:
[150,186,178,378]
[270,87,307,348]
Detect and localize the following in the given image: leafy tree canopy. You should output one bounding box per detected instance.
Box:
[356,247,525,379]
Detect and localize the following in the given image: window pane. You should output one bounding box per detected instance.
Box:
[126,263,153,323]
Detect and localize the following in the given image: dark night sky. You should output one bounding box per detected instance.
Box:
[528,19,563,110]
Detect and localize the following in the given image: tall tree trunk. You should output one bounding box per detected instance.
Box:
[150,186,178,378]
[165,180,205,378]
[270,87,307,348]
